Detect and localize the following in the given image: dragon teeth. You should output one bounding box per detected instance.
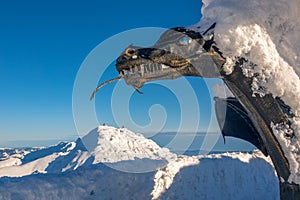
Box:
[152,64,156,71]
[121,63,170,77]
[125,63,171,77]
[140,65,144,76]
[161,64,170,69]
[150,65,153,72]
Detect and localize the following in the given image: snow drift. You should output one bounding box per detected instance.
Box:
[0,125,279,199]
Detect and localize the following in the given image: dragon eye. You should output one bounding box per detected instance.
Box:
[178,37,192,45]
[125,48,136,57]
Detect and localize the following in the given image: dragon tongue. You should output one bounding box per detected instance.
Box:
[90,76,122,100]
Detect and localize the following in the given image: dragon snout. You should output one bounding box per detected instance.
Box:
[116,47,138,71]
[116,46,166,72]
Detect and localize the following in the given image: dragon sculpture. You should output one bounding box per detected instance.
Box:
[91,25,300,199]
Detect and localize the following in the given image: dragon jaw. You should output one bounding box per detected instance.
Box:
[115,27,223,91]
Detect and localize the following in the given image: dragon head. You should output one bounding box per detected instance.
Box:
[90,26,225,98]
[116,27,225,91]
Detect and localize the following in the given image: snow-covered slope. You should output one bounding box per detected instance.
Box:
[0,142,77,177]
[153,151,278,200]
[0,125,279,199]
[193,0,300,184]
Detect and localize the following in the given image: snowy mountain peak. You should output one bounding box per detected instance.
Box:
[82,126,177,164]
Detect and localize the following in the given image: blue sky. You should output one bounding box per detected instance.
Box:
[0,0,225,147]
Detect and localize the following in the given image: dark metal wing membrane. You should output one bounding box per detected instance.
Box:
[214,97,268,156]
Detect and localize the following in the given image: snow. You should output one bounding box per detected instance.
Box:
[156,151,278,200]
[0,157,21,169]
[193,0,300,184]
[151,156,200,199]
[271,122,300,183]
[0,142,77,177]
[83,126,177,164]
[0,154,60,177]
[0,125,279,199]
